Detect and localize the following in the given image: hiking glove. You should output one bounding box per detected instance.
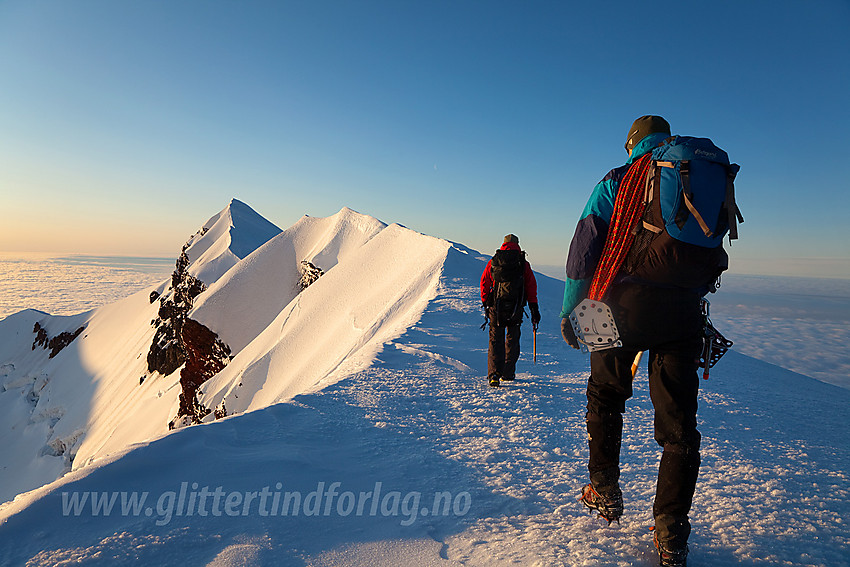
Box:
[561,317,580,350]
[483,292,493,308]
[529,302,540,326]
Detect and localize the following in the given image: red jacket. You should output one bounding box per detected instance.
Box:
[480,242,538,304]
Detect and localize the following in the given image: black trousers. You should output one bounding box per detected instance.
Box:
[586,283,703,547]
[487,312,521,380]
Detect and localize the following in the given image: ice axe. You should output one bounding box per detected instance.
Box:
[631,351,644,377]
[533,322,538,364]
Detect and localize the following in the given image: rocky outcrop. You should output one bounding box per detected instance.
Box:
[171,318,231,427]
[147,227,239,429]
[32,324,48,350]
[146,249,206,376]
[32,322,86,359]
[299,261,324,291]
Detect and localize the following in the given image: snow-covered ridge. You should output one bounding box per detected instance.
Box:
[189,206,388,356]
[193,221,448,415]
[0,200,449,505]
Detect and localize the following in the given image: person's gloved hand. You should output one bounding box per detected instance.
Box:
[561,317,580,350]
[529,302,541,326]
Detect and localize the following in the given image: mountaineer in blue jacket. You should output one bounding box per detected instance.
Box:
[559,124,676,322]
[562,116,727,567]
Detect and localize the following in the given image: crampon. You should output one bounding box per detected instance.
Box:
[579,483,623,525]
[652,527,689,567]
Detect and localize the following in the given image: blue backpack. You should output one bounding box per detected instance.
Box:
[647,136,743,247]
[623,136,742,291]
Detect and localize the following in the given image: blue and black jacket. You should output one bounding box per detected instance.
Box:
[560,132,730,319]
[560,133,671,319]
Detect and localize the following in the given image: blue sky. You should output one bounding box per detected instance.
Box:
[1,0,848,277]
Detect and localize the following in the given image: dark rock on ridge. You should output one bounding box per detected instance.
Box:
[299,260,324,291]
[32,322,86,359]
[146,250,206,377]
[172,318,231,426]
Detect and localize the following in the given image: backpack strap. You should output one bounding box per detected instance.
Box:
[725,164,743,242]
[640,162,664,234]
[679,161,716,238]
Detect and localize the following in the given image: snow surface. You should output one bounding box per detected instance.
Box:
[1,203,849,566]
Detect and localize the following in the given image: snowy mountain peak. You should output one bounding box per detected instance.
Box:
[288,207,388,274]
[301,206,387,232]
[329,205,385,225]
[183,199,283,285]
[218,199,283,259]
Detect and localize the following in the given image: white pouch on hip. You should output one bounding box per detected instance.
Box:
[569,298,623,353]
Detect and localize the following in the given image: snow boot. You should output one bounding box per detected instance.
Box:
[488,373,501,387]
[653,529,688,567]
[501,374,515,381]
[579,483,623,525]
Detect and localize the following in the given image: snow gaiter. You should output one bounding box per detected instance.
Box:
[654,443,700,547]
[586,409,623,492]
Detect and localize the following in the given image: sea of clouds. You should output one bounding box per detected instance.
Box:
[0,254,173,319]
